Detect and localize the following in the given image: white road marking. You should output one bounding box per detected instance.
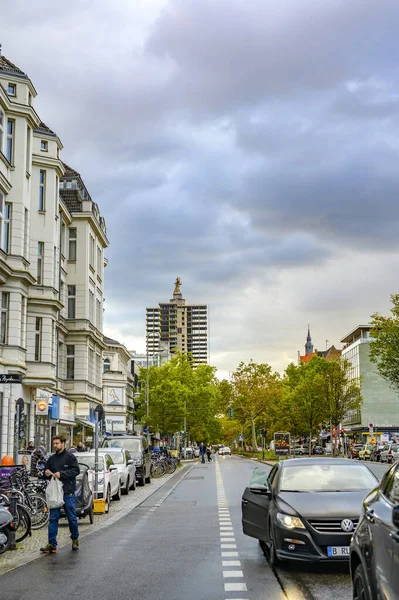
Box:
[224,582,248,592]
[223,571,244,578]
[221,551,239,557]
[222,561,241,567]
[221,544,237,549]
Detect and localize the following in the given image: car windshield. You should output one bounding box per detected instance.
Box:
[100,451,124,464]
[78,456,104,471]
[392,445,399,452]
[280,464,377,492]
[102,439,141,452]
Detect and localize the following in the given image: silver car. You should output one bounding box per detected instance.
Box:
[380,443,399,463]
[98,448,136,494]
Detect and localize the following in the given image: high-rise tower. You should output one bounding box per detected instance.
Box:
[146,279,208,366]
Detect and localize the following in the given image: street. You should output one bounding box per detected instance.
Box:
[0,456,390,600]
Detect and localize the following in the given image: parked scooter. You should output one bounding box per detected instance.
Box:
[0,505,13,554]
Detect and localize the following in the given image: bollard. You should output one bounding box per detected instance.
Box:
[8,491,18,550]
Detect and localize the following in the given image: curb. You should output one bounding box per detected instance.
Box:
[0,463,195,577]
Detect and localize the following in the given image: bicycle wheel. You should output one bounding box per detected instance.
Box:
[14,504,32,543]
[167,460,176,474]
[0,527,11,554]
[27,494,49,530]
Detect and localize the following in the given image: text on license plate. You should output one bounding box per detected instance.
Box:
[327,546,350,557]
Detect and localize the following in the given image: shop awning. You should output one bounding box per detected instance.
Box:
[76,419,94,429]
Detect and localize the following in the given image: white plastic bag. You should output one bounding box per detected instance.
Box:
[46,477,64,509]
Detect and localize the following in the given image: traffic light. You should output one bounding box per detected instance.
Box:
[227,407,234,419]
[259,428,267,438]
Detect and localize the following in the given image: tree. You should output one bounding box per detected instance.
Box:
[230,361,283,450]
[370,294,399,390]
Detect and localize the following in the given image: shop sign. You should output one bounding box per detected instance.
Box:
[36,399,49,416]
[105,415,126,432]
[0,374,22,384]
[59,398,75,422]
[76,402,90,417]
[106,387,123,405]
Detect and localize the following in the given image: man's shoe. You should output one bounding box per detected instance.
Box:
[40,543,56,554]
[72,539,79,551]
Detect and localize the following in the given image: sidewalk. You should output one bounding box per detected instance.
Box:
[0,464,193,576]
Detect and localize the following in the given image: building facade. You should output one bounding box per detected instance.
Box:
[341,325,399,440]
[103,336,135,434]
[0,53,108,456]
[146,278,208,366]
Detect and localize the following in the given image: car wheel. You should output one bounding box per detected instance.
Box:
[130,476,136,491]
[145,470,151,484]
[112,481,122,501]
[105,487,111,513]
[267,521,281,568]
[353,563,371,600]
[123,477,129,495]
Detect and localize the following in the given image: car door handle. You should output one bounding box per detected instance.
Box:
[365,510,375,523]
[391,532,399,543]
[242,499,248,505]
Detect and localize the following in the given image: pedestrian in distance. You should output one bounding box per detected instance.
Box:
[76,441,85,452]
[27,441,35,453]
[206,444,212,462]
[40,434,80,554]
[30,445,46,476]
[199,442,206,464]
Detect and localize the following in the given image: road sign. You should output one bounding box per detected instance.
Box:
[238,434,244,441]
[0,374,22,384]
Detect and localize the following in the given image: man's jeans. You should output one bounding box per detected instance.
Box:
[49,492,79,547]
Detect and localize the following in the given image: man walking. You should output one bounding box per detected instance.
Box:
[199,442,206,464]
[40,434,80,554]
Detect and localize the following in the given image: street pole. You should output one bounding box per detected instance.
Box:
[94,416,98,500]
[146,351,150,444]
[183,400,187,451]
[262,435,265,461]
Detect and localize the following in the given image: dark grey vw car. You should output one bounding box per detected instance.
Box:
[241,458,378,565]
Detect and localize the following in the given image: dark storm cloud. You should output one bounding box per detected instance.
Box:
[2,0,399,370]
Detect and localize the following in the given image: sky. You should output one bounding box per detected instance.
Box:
[3,0,399,377]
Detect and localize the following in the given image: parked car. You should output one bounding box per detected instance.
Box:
[183,447,194,459]
[294,445,309,455]
[369,444,385,462]
[98,448,136,494]
[359,444,374,461]
[350,460,399,599]
[218,446,231,456]
[241,458,378,565]
[77,453,121,512]
[349,443,364,459]
[380,443,399,464]
[193,447,200,458]
[312,446,325,455]
[101,435,152,486]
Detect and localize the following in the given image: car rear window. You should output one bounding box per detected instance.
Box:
[102,438,142,452]
[280,464,377,492]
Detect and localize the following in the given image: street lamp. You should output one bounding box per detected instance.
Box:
[145,346,168,443]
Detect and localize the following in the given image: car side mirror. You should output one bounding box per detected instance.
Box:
[392,505,399,529]
[249,484,271,496]
[127,460,134,465]
[109,465,118,471]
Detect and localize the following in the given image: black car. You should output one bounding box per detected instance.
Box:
[241,458,378,565]
[101,435,152,487]
[350,461,399,599]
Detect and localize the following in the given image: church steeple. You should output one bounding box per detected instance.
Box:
[171,277,183,302]
[305,324,314,355]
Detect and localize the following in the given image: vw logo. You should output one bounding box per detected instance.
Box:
[341,519,354,532]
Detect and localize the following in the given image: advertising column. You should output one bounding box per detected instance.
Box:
[57,398,76,448]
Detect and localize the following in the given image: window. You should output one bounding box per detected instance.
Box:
[0,195,11,253]
[34,317,42,361]
[89,235,95,268]
[384,466,399,504]
[0,109,4,153]
[96,299,101,330]
[97,246,102,275]
[40,140,48,152]
[68,228,76,260]
[61,222,66,256]
[39,170,46,211]
[0,292,9,344]
[67,285,76,319]
[23,209,29,258]
[53,246,57,288]
[89,290,94,323]
[20,295,26,347]
[26,126,31,173]
[89,348,94,384]
[103,358,110,373]
[67,345,75,379]
[7,84,16,96]
[37,242,44,285]
[6,119,14,164]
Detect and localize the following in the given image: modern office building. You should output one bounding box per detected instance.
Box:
[146,278,208,366]
[341,325,399,440]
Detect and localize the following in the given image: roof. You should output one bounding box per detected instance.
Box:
[59,189,82,212]
[61,162,80,179]
[340,325,371,344]
[104,336,122,347]
[0,55,27,77]
[299,352,315,363]
[34,121,56,136]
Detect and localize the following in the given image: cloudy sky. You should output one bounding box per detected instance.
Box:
[3,0,399,376]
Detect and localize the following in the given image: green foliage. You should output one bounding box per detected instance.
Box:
[370,294,399,390]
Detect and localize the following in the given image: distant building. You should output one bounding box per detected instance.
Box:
[103,336,134,433]
[146,278,208,366]
[298,326,342,364]
[341,325,399,440]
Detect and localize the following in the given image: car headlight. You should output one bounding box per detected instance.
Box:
[134,458,142,466]
[276,512,305,530]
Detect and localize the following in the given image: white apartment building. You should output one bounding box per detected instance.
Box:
[0,53,108,456]
[103,336,135,434]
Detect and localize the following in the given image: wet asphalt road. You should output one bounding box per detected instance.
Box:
[0,456,390,600]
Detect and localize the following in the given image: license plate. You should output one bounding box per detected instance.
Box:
[327,546,350,557]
